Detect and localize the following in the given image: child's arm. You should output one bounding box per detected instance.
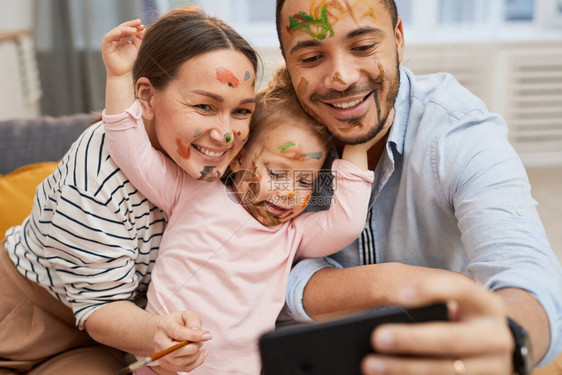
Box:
[295,158,374,259]
[340,136,379,171]
[102,19,145,115]
[102,20,182,215]
[295,137,379,259]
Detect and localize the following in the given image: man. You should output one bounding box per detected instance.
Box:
[276,0,562,373]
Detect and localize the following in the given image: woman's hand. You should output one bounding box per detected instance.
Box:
[361,274,513,375]
[102,19,145,79]
[153,310,212,373]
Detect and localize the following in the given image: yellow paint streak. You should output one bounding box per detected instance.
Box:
[332,71,347,85]
[343,0,359,24]
[362,7,378,24]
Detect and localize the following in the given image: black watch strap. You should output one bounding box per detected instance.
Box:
[507,317,533,375]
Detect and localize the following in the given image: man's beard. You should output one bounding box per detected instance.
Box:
[299,60,401,145]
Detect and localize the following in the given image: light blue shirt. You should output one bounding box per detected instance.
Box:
[285,67,562,366]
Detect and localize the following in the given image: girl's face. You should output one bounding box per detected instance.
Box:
[147,49,256,181]
[230,121,327,226]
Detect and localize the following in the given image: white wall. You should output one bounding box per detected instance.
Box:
[0,0,34,31]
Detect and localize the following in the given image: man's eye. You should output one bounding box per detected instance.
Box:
[301,55,323,65]
[354,44,375,51]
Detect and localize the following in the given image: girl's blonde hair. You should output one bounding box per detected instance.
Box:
[247,65,332,148]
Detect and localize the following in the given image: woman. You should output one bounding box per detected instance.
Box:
[0,7,259,374]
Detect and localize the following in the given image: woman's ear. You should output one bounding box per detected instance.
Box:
[136,77,155,117]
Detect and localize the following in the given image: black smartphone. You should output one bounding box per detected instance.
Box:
[260,303,448,375]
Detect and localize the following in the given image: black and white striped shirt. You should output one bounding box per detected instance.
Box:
[5,122,165,329]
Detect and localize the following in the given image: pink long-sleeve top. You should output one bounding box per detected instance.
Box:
[103,100,374,375]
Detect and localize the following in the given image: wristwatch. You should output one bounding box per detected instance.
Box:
[507,317,533,375]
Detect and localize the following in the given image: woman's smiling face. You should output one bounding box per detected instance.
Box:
[148,49,256,181]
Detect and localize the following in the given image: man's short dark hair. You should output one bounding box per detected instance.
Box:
[275,0,398,46]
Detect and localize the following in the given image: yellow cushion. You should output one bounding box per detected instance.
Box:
[0,162,58,240]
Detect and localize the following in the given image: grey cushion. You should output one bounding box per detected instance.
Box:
[0,113,98,174]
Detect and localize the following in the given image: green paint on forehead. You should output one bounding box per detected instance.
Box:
[287,5,334,40]
[279,142,297,153]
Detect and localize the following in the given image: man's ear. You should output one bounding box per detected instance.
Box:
[136,77,155,117]
[395,17,405,63]
[229,149,246,173]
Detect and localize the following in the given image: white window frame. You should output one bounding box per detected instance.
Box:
[166,0,562,47]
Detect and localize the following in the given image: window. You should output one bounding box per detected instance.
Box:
[163,0,561,46]
[505,0,534,21]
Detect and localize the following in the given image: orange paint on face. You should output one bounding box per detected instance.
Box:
[216,67,239,88]
[332,72,346,85]
[302,195,311,209]
[176,139,190,160]
[297,77,309,97]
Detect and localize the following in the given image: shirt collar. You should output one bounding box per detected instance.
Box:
[387,67,412,156]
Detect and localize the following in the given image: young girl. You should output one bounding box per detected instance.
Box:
[102,10,375,375]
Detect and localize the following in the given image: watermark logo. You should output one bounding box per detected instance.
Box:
[224,169,261,206]
[224,168,336,207]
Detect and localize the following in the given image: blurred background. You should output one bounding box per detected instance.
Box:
[0,0,560,262]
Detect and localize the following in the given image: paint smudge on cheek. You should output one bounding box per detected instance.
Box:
[176,139,190,160]
[374,91,381,125]
[332,72,347,85]
[194,128,201,138]
[244,71,251,81]
[297,77,309,97]
[376,61,385,81]
[216,67,240,88]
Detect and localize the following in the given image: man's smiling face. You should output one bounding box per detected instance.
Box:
[279,0,404,144]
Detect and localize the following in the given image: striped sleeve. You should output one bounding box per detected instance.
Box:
[6,123,165,329]
[43,183,142,327]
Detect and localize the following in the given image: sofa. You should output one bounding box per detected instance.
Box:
[0,113,560,373]
[0,112,97,238]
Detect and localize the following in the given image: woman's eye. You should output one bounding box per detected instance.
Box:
[233,108,252,118]
[195,104,212,112]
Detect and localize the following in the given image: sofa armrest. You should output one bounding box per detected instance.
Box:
[0,113,97,174]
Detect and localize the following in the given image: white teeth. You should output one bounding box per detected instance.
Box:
[194,145,225,157]
[331,97,365,109]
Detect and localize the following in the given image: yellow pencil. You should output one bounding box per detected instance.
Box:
[116,340,190,375]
